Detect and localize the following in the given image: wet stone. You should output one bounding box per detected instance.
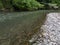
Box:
[30,13,60,45]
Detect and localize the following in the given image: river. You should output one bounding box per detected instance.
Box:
[0,11,60,45]
[0,11,46,45]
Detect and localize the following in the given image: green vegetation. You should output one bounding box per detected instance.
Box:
[37,0,60,9]
[0,0,44,11]
[12,0,44,10]
[0,0,4,9]
[51,0,60,7]
[0,0,60,11]
[0,0,13,11]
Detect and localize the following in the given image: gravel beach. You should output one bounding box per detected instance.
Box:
[30,13,60,45]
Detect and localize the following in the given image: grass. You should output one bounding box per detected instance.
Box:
[0,10,58,45]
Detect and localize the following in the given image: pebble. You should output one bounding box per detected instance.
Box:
[30,13,60,45]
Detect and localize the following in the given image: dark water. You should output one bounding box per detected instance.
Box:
[0,11,46,45]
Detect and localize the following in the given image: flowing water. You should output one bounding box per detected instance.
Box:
[0,10,60,45]
[31,13,60,45]
[0,11,46,45]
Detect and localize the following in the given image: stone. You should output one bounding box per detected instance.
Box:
[32,13,60,45]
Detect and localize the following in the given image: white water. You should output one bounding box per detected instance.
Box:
[30,13,60,45]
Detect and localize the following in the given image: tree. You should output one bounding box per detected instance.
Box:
[37,0,51,3]
[0,0,4,10]
[0,0,13,11]
[51,0,60,6]
[12,0,44,10]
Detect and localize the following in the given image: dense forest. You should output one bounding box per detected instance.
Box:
[0,0,60,11]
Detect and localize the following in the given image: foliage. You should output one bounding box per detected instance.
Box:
[0,0,4,9]
[12,0,44,10]
[1,0,10,8]
[37,0,60,9]
[51,0,60,7]
[0,0,60,11]
[37,0,51,3]
[48,3,58,9]
[0,0,13,11]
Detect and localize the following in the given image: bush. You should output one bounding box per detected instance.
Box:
[0,0,13,11]
[12,0,44,10]
[51,0,60,8]
[0,0,4,10]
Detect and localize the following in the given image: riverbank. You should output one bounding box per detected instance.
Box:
[31,13,60,45]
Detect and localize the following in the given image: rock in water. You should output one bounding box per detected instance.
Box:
[32,13,60,45]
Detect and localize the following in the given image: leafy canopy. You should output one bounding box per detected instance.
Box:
[12,0,44,10]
